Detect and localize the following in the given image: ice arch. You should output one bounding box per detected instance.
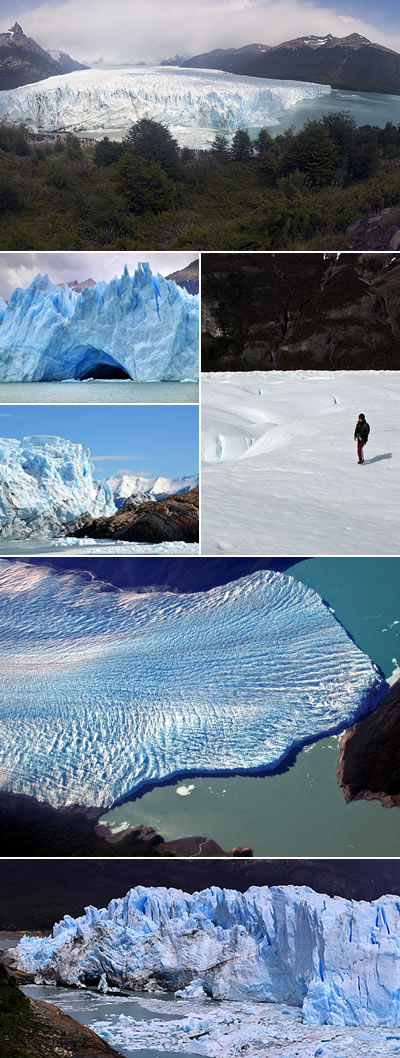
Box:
[70,348,132,381]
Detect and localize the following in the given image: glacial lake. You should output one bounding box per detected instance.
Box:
[101,557,400,857]
[262,86,400,137]
[0,381,198,405]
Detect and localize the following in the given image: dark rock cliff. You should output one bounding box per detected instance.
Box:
[71,487,199,544]
[337,678,400,807]
[202,252,400,371]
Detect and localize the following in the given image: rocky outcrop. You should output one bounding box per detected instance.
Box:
[72,487,199,544]
[346,207,400,250]
[166,258,199,295]
[337,678,400,806]
[0,23,87,91]
[202,252,400,370]
[183,33,400,94]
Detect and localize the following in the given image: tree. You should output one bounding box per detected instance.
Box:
[117,152,176,214]
[255,128,275,157]
[281,121,339,187]
[94,136,124,167]
[211,133,230,155]
[231,129,253,161]
[348,128,380,182]
[123,118,180,177]
[321,112,356,155]
[65,134,83,160]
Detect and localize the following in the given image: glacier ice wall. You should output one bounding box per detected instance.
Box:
[15,883,400,1027]
[0,436,114,538]
[0,67,331,147]
[0,563,384,807]
[0,264,199,382]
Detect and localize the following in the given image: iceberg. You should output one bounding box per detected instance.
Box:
[15,883,400,1027]
[0,66,331,147]
[0,263,199,382]
[0,564,384,807]
[0,435,114,538]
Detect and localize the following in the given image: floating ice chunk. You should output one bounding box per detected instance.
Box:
[0,564,384,807]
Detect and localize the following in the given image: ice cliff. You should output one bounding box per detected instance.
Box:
[15,883,400,1027]
[0,264,198,382]
[0,436,114,537]
[0,66,331,147]
[0,564,384,807]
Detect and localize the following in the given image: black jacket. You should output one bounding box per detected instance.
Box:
[354,420,370,443]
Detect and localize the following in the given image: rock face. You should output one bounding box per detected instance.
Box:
[0,435,114,538]
[166,259,199,295]
[337,678,400,806]
[72,487,199,543]
[15,882,400,1026]
[0,23,87,91]
[183,32,400,94]
[0,564,383,809]
[0,264,199,382]
[202,252,400,371]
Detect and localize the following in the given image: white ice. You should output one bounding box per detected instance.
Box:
[0,66,331,147]
[201,371,400,555]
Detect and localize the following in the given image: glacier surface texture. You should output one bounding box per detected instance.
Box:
[0,263,198,382]
[0,563,384,807]
[0,436,114,538]
[0,67,331,147]
[16,883,400,1027]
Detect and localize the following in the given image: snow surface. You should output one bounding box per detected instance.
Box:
[0,435,114,538]
[16,883,400,1027]
[0,563,383,807]
[108,472,199,506]
[201,371,400,555]
[0,66,331,147]
[0,264,198,382]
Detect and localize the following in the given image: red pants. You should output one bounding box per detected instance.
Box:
[357,440,365,462]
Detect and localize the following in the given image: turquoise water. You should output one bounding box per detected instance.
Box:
[257,87,400,137]
[101,558,400,857]
[0,381,198,404]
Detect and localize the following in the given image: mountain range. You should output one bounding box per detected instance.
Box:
[107,473,199,507]
[0,22,87,90]
[182,33,400,94]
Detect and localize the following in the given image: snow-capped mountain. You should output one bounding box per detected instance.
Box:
[0,263,199,382]
[0,66,331,147]
[0,435,114,538]
[108,473,199,507]
[15,882,400,1026]
[0,22,87,90]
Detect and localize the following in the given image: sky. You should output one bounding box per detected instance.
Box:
[2,0,400,62]
[0,252,198,301]
[0,404,199,480]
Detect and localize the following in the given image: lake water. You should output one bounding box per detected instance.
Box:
[261,86,400,137]
[0,381,198,405]
[21,986,202,1058]
[101,557,400,857]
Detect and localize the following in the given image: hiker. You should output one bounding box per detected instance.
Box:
[354,413,370,464]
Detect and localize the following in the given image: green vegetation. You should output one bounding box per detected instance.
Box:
[0,963,41,1058]
[0,115,400,249]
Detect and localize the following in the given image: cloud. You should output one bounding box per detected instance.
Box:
[6,0,400,63]
[0,251,198,300]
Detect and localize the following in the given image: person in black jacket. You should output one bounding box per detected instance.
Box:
[354,413,370,464]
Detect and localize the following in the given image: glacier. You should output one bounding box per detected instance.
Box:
[15,883,400,1027]
[0,66,331,147]
[0,563,384,807]
[0,263,199,382]
[0,435,114,538]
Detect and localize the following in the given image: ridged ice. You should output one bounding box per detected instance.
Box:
[0,264,198,382]
[0,563,384,807]
[16,883,400,1027]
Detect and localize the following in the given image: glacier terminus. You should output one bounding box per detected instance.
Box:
[0,263,199,382]
[15,883,400,1028]
[0,563,385,808]
[0,66,331,147]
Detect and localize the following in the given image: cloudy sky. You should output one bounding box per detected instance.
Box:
[0,252,197,300]
[2,0,400,62]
